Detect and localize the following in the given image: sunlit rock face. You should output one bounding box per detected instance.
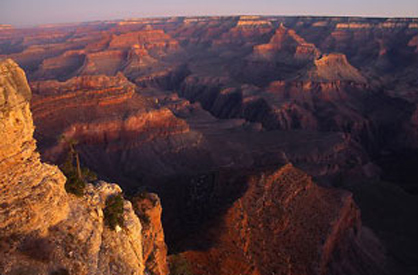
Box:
[0,59,69,236]
[306,53,366,83]
[132,193,169,275]
[0,181,146,275]
[0,59,147,275]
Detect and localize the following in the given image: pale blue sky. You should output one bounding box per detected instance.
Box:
[1,0,417,26]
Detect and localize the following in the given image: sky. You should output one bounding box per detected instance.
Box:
[1,0,417,27]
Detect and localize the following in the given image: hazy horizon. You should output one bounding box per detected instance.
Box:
[1,0,417,27]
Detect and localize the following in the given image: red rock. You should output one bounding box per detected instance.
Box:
[253,24,320,62]
[109,30,180,54]
[132,193,169,275]
[305,53,366,83]
[78,50,127,75]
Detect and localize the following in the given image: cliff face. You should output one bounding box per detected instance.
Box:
[0,59,156,275]
[0,59,69,236]
[132,193,169,275]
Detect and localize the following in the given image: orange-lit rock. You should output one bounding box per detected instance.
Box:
[306,53,366,83]
[0,59,69,236]
[253,24,320,62]
[133,193,169,275]
[109,30,180,54]
[0,59,148,275]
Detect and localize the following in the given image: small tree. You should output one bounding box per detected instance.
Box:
[59,136,97,197]
[104,194,125,230]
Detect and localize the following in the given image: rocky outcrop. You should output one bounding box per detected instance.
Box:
[0,59,68,236]
[132,193,169,275]
[0,59,153,275]
[0,181,145,275]
[181,164,386,275]
[253,24,320,62]
[305,53,366,83]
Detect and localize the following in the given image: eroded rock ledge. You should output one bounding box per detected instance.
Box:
[0,58,69,236]
[0,59,168,275]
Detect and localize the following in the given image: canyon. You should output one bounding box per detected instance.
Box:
[0,15,418,275]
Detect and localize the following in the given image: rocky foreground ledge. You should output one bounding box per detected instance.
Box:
[0,59,168,275]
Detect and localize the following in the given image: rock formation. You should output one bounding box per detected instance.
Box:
[0,59,69,236]
[132,193,169,275]
[305,53,366,83]
[253,24,320,62]
[0,59,157,275]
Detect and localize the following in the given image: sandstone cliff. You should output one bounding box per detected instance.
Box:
[132,193,169,275]
[0,58,68,237]
[0,59,158,275]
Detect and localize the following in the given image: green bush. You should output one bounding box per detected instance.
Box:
[60,154,86,197]
[104,194,125,230]
[64,172,86,197]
